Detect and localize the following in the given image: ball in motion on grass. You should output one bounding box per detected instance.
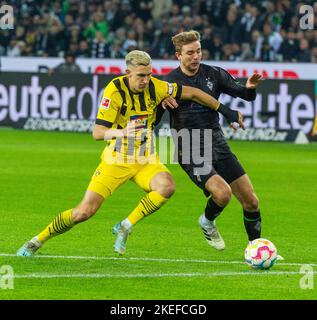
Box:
[245,238,277,270]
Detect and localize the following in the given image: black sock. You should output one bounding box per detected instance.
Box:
[243,210,261,241]
[205,198,224,221]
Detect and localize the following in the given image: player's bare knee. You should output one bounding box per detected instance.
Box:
[211,184,232,207]
[217,188,232,206]
[243,194,259,212]
[157,180,175,198]
[166,180,176,198]
[152,173,175,198]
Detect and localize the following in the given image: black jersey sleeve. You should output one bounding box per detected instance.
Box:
[154,103,166,126]
[218,67,256,101]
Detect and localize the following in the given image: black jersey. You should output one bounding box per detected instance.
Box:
[166,63,256,131]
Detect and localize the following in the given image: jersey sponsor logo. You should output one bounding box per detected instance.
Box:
[101,97,111,110]
[130,115,148,128]
[167,83,174,95]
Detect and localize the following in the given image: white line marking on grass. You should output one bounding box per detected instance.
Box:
[10,270,317,279]
[1,253,316,267]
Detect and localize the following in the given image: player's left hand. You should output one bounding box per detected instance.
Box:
[161,96,178,109]
[246,73,264,89]
[230,111,245,131]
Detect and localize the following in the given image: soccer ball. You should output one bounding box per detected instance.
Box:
[245,238,277,269]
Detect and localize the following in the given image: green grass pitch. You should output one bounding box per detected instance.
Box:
[0,127,316,300]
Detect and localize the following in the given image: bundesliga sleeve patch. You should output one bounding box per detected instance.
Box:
[167,83,174,95]
[101,98,111,110]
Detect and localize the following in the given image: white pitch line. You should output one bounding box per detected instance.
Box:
[8,270,317,279]
[0,253,316,267]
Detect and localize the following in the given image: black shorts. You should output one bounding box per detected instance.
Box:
[177,128,245,196]
[180,153,245,196]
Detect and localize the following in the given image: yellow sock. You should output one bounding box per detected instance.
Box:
[127,191,168,225]
[312,114,317,136]
[37,209,75,243]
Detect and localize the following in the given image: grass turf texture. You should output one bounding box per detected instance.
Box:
[0,128,316,300]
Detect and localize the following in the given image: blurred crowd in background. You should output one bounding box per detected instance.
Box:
[1,0,317,62]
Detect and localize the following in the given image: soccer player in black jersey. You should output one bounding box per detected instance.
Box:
[161,30,263,250]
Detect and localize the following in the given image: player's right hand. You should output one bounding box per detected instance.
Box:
[161,96,178,109]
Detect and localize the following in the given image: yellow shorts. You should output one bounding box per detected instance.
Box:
[87,159,171,199]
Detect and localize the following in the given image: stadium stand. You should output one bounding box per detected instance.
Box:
[1,0,316,62]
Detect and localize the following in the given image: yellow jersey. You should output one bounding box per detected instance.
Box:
[95,75,182,162]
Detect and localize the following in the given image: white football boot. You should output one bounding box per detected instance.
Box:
[199,214,225,250]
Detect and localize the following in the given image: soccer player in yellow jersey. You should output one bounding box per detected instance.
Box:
[17,50,244,256]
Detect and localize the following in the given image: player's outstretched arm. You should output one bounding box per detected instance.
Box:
[92,123,144,141]
[181,86,245,130]
[92,124,123,141]
[181,85,220,110]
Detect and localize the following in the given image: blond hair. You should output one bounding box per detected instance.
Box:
[171,30,201,52]
[125,50,152,68]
